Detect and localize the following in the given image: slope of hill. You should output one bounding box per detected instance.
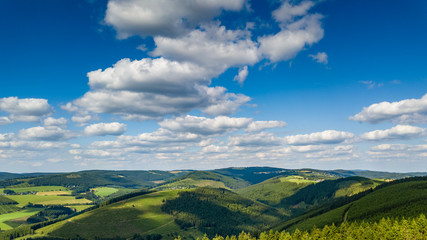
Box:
[235,169,343,206]
[161,187,287,237]
[29,190,201,239]
[156,171,250,190]
[212,167,293,185]
[275,176,427,232]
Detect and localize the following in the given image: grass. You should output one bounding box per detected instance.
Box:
[156,178,228,190]
[92,187,118,197]
[35,190,202,239]
[7,195,91,207]
[0,205,20,214]
[0,208,40,230]
[0,186,67,194]
[280,176,317,184]
[236,176,315,206]
[36,191,71,196]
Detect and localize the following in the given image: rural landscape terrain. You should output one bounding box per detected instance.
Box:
[1,0,427,239]
[0,167,427,239]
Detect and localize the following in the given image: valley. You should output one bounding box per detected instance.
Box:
[0,167,426,239]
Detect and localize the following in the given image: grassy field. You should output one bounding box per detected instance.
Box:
[7,195,91,207]
[156,178,228,190]
[280,176,318,184]
[0,207,40,230]
[0,186,67,194]
[92,187,118,197]
[34,190,202,239]
[236,176,315,206]
[0,205,20,214]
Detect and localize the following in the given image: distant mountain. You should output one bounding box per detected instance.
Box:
[156,171,250,190]
[0,172,58,181]
[0,170,189,190]
[330,169,427,179]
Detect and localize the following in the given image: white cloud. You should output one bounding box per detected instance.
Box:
[0,140,71,151]
[0,97,52,122]
[0,133,15,142]
[350,93,427,124]
[0,117,12,125]
[104,0,246,38]
[69,57,251,120]
[88,57,214,92]
[245,120,287,132]
[272,1,315,24]
[309,52,328,64]
[360,80,383,89]
[44,117,68,127]
[151,24,259,69]
[360,125,425,141]
[18,126,74,141]
[84,122,127,136]
[290,145,326,153]
[69,149,122,158]
[159,115,252,135]
[285,130,354,145]
[259,6,324,62]
[228,132,283,146]
[115,128,201,147]
[234,66,249,85]
[202,145,228,153]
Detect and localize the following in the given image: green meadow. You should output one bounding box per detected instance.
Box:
[6,195,91,207]
[0,186,66,194]
[92,187,119,197]
[0,208,40,230]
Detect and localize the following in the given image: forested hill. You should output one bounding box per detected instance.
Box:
[275,176,427,232]
[0,172,57,181]
[0,170,189,189]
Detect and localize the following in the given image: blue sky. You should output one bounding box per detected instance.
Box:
[0,0,427,173]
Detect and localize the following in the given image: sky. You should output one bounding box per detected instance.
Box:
[0,0,427,173]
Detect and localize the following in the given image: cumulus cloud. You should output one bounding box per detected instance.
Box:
[202,144,228,153]
[159,115,252,135]
[18,126,74,141]
[84,122,127,136]
[272,1,315,24]
[285,130,354,145]
[245,120,287,132]
[309,52,328,64]
[0,140,71,151]
[234,66,249,85]
[360,125,425,141]
[44,117,68,127]
[259,1,324,62]
[369,144,427,159]
[151,24,259,69]
[350,93,427,124]
[104,0,246,38]
[228,132,283,147]
[68,57,251,120]
[0,117,12,125]
[0,97,52,122]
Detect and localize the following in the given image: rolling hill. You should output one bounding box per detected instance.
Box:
[156,171,250,190]
[274,176,427,232]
